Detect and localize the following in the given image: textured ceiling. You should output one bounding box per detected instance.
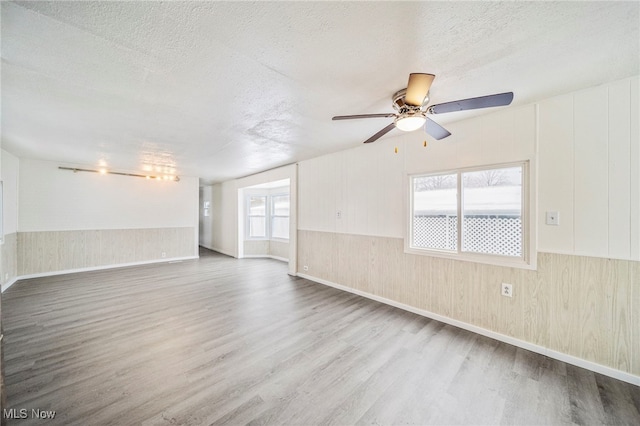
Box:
[2,1,638,183]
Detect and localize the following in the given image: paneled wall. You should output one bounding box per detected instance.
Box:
[298,230,639,377]
[296,76,640,380]
[1,234,18,290]
[269,240,289,260]
[1,150,20,289]
[18,227,195,276]
[2,151,19,237]
[298,139,405,237]
[244,239,289,260]
[538,77,640,260]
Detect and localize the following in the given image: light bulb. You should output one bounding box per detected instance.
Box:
[395,115,426,132]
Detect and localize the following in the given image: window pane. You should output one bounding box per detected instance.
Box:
[249,196,266,215]
[412,173,458,251]
[461,166,522,256]
[272,217,289,239]
[249,216,266,238]
[272,195,290,216]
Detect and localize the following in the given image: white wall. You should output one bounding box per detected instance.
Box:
[19,159,199,233]
[298,140,406,237]
[538,77,640,260]
[199,185,214,249]
[2,150,19,235]
[211,180,238,257]
[298,76,639,262]
[1,150,20,288]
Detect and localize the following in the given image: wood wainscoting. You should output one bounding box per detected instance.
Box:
[17,227,196,277]
[298,230,639,381]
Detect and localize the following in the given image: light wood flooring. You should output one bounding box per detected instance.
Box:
[2,248,639,425]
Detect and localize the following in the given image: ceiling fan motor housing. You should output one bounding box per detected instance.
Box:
[392,88,431,112]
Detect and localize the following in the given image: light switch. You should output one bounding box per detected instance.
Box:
[546,211,559,226]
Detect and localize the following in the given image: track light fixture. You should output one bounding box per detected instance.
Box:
[59,166,180,182]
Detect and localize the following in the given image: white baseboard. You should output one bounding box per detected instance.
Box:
[242,254,289,262]
[296,272,640,387]
[210,247,237,258]
[2,277,20,293]
[2,256,199,293]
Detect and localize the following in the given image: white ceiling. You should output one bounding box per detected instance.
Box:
[2,1,638,184]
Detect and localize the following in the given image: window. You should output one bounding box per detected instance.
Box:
[246,193,290,240]
[461,167,522,257]
[412,173,458,251]
[271,194,290,240]
[409,162,527,265]
[247,195,267,238]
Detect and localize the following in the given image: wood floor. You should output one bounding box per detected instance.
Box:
[2,248,639,425]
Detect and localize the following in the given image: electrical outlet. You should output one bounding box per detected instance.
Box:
[501,283,513,298]
[161,252,166,258]
[546,211,560,226]
[336,211,342,219]
[303,265,309,271]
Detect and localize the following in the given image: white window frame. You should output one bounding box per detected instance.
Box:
[246,195,268,240]
[270,192,290,241]
[245,193,290,242]
[406,161,533,269]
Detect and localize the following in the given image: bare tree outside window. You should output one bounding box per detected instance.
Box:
[414,174,456,191]
[464,169,509,187]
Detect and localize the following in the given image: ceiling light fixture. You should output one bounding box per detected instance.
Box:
[394,111,426,132]
[59,166,180,182]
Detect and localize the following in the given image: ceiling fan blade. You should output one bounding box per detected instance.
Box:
[425,117,451,140]
[429,92,514,114]
[332,113,396,120]
[363,123,396,144]
[405,73,435,106]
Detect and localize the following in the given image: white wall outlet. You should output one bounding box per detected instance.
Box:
[336,210,342,219]
[303,265,309,271]
[546,211,560,226]
[161,252,166,258]
[4,273,8,280]
[501,283,513,298]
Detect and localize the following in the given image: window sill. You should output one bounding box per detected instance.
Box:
[404,245,536,271]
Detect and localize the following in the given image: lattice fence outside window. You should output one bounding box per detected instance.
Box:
[413,215,521,256]
[413,215,457,250]
[462,215,522,256]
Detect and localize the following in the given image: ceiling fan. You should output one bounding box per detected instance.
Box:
[332,73,514,144]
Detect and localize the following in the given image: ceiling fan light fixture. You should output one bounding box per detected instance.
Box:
[395,114,426,132]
